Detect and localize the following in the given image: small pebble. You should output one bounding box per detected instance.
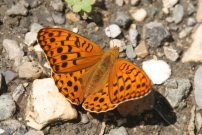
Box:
[163,46,180,61]
[2,70,17,84]
[24,32,38,46]
[114,11,131,28]
[130,8,147,22]
[126,45,136,59]
[135,41,149,58]
[0,94,16,121]
[51,12,65,25]
[142,59,171,84]
[12,84,25,102]
[105,24,121,38]
[162,0,178,13]
[6,0,29,16]
[187,17,196,26]
[18,61,43,79]
[143,22,170,48]
[173,4,184,24]
[66,12,80,22]
[80,114,89,124]
[115,0,124,6]
[194,66,202,109]
[50,0,64,12]
[109,39,126,52]
[164,79,191,108]
[26,0,43,8]
[30,23,43,33]
[187,2,196,15]
[131,0,139,6]
[179,27,193,39]
[108,127,128,135]
[129,27,138,47]
[3,39,24,60]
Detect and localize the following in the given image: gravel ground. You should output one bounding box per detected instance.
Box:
[0,0,202,135]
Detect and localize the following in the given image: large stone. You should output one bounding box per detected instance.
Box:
[25,78,77,130]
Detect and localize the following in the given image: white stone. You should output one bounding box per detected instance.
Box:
[33,44,43,52]
[25,78,77,130]
[182,24,202,63]
[30,23,43,33]
[24,32,37,46]
[131,0,139,5]
[142,59,171,84]
[162,0,178,13]
[0,129,4,134]
[3,39,24,60]
[109,39,126,52]
[105,24,121,38]
[18,61,43,79]
[116,0,124,6]
[130,8,147,22]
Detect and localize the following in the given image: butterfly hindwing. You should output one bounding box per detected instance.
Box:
[108,59,151,105]
[82,83,117,113]
[37,28,104,73]
[52,69,85,105]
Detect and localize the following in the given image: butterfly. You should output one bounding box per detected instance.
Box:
[37,27,151,113]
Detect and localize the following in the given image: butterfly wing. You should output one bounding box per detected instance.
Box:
[37,27,104,73]
[52,70,85,105]
[82,83,117,113]
[108,59,151,105]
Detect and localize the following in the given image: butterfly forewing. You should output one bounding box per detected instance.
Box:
[37,28,104,73]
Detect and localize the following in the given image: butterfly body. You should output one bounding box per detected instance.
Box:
[82,47,119,98]
[38,28,151,113]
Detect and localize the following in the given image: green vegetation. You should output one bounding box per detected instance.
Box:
[65,0,95,13]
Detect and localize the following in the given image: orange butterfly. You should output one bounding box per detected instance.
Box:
[37,27,151,113]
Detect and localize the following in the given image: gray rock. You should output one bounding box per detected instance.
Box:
[37,7,54,25]
[51,12,65,25]
[6,0,29,16]
[18,61,43,79]
[25,0,43,8]
[187,17,196,26]
[108,127,128,135]
[12,84,25,102]
[129,28,138,47]
[163,46,180,61]
[2,39,24,60]
[164,79,191,108]
[173,4,184,24]
[2,70,17,84]
[0,94,16,121]
[143,22,170,47]
[194,66,202,109]
[114,11,131,28]
[126,45,136,59]
[0,119,27,135]
[187,3,196,15]
[50,0,64,12]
